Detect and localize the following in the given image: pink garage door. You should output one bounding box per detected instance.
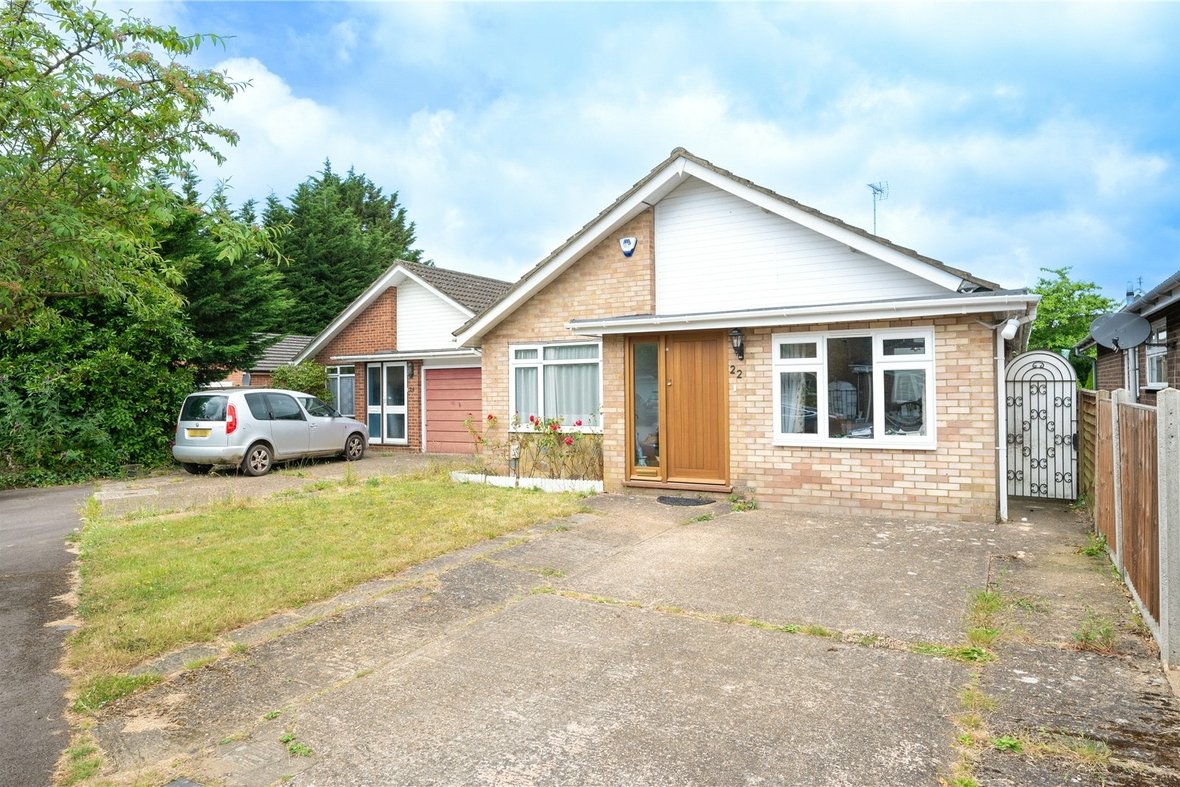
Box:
[425,367,481,454]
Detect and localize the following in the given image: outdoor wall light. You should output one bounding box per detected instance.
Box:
[729,328,745,361]
[407,363,415,379]
[1000,318,1021,341]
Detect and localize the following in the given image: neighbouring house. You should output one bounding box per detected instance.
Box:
[293,261,511,454]
[454,148,1040,521]
[221,333,313,387]
[1078,272,1179,405]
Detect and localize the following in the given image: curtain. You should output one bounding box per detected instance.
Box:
[780,371,817,434]
[514,367,538,419]
[544,363,600,424]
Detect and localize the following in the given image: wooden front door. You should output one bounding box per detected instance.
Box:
[626,332,728,486]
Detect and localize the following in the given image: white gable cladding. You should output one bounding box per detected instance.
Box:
[654,178,949,314]
[396,279,468,351]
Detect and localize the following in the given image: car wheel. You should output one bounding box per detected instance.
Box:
[182,463,213,475]
[344,432,366,462]
[242,443,273,476]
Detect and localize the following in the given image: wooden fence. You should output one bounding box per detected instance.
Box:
[1080,387,1177,668]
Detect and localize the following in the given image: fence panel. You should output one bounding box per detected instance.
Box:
[1079,390,1097,515]
[1095,396,1116,546]
[1117,402,1160,622]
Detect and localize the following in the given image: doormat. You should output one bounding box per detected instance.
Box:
[656,495,712,507]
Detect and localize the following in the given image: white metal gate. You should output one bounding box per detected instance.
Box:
[1005,351,1078,499]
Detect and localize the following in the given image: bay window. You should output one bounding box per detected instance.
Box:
[772,329,935,447]
[509,343,601,429]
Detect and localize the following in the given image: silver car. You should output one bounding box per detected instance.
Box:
[172,388,368,476]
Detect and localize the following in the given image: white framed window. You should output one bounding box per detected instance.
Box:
[772,328,936,448]
[326,365,355,416]
[508,342,602,430]
[1146,318,1167,388]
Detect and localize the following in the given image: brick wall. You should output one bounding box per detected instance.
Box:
[481,211,654,485]
[729,318,998,521]
[313,288,422,451]
[477,208,1001,520]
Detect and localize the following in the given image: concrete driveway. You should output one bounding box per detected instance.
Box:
[83,490,1180,786]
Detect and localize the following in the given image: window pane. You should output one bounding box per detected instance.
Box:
[243,393,269,421]
[827,336,873,438]
[368,413,380,439]
[336,377,355,416]
[633,342,660,468]
[543,344,599,361]
[779,342,817,360]
[544,362,600,424]
[884,369,926,435]
[182,395,227,421]
[883,337,926,356]
[780,372,818,434]
[385,365,405,407]
[367,367,380,409]
[514,367,538,419]
[386,413,406,440]
[266,394,305,421]
[514,348,538,360]
[301,396,333,418]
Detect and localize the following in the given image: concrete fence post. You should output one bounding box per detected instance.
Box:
[1158,388,1180,668]
[1111,388,1129,575]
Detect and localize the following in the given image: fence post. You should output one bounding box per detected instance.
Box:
[1158,388,1180,668]
[1111,388,1129,575]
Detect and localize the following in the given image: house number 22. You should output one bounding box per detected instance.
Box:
[729,365,743,378]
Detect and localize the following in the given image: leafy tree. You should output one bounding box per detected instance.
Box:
[272,362,330,402]
[268,162,425,334]
[1027,267,1118,381]
[0,0,267,329]
[162,173,292,386]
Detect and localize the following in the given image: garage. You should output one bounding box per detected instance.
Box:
[424,367,481,454]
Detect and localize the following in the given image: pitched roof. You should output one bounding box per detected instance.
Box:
[1074,269,1180,351]
[293,261,512,364]
[253,334,313,371]
[400,260,512,313]
[455,148,1001,346]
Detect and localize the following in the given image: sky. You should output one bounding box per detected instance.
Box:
[107,1,1180,301]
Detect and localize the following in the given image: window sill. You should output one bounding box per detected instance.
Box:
[772,437,937,451]
[1144,383,1167,391]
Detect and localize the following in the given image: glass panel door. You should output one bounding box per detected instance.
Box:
[366,363,408,444]
[631,340,662,478]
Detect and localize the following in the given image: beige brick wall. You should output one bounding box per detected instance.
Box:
[480,211,654,486]
[729,317,998,521]
[477,208,999,520]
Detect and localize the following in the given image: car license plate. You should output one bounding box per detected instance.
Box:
[186,428,211,438]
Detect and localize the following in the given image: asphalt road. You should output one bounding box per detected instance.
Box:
[0,485,92,787]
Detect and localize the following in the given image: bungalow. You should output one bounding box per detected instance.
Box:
[1078,271,1178,405]
[294,261,511,454]
[221,333,312,388]
[455,148,1040,521]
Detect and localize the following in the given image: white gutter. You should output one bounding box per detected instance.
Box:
[330,348,481,363]
[567,293,1040,335]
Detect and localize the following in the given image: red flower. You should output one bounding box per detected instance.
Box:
[574,419,583,427]
[487,413,495,421]
[550,422,559,431]
[563,436,574,446]
[528,414,536,423]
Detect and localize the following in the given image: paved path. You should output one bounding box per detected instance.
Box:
[0,484,92,787]
[81,493,1180,785]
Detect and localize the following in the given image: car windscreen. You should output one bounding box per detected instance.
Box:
[181,395,227,421]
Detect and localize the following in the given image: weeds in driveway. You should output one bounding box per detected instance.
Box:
[72,673,161,713]
[1073,609,1116,653]
[69,469,580,684]
[280,731,314,757]
[1078,532,1108,559]
[59,736,102,786]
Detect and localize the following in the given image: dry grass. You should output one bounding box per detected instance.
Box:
[69,469,581,679]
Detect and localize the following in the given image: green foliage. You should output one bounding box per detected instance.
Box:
[72,672,161,713]
[266,162,425,334]
[1027,267,1117,380]
[272,362,331,401]
[163,173,292,385]
[1073,609,1116,652]
[0,0,269,330]
[0,299,196,488]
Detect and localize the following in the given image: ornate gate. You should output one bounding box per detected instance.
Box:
[1005,351,1078,499]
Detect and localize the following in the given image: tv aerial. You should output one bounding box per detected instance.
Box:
[868,182,888,234]
[1089,312,1151,351]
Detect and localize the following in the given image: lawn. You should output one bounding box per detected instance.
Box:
[69,468,583,685]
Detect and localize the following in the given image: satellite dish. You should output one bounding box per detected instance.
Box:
[1090,312,1151,350]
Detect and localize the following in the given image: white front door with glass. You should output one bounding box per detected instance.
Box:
[366,363,408,445]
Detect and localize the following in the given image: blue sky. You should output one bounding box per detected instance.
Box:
[112,2,1180,300]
